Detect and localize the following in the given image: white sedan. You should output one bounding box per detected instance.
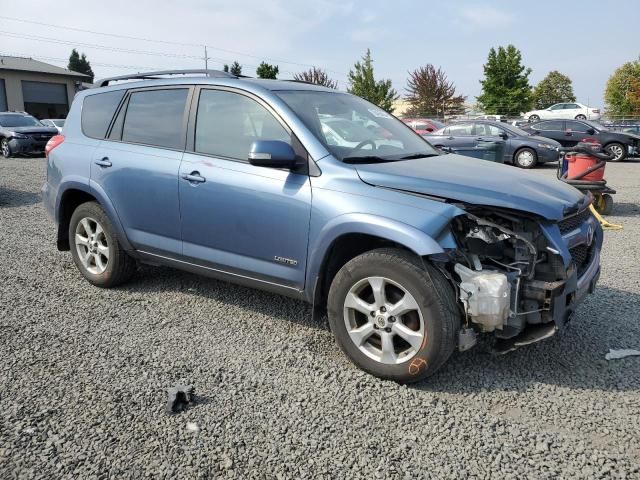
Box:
[523,103,601,122]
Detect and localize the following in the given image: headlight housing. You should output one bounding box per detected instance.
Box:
[11,132,28,139]
[537,143,556,150]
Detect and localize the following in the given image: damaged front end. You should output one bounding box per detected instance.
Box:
[442,203,602,354]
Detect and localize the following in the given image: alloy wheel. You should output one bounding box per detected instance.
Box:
[606,144,624,161]
[343,276,425,365]
[75,217,110,274]
[1,140,10,158]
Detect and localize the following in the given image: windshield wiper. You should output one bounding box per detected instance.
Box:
[342,156,396,164]
[397,153,439,160]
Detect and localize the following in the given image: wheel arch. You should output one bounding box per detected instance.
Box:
[306,214,446,308]
[55,181,132,251]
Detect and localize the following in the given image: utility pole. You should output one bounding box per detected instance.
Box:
[203,46,209,70]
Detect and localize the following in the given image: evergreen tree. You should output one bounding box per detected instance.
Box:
[67,49,94,82]
[256,62,279,79]
[347,49,398,113]
[477,45,532,115]
[230,61,242,76]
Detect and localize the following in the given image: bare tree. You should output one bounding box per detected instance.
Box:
[405,65,466,116]
[293,67,338,89]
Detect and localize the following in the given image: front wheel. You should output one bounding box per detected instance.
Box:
[605,142,626,162]
[1,138,11,158]
[514,147,537,168]
[69,201,136,287]
[327,248,460,383]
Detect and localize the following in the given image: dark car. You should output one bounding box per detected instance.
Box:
[521,119,640,162]
[0,112,58,158]
[425,120,561,168]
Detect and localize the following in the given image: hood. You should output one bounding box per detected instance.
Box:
[10,126,58,135]
[356,154,584,221]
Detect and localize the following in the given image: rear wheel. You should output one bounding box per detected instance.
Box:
[514,147,537,168]
[604,142,626,162]
[1,138,11,158]
[528,115,540,122]
[69,201,136,287]
[575,114,587,120]
[327,248,460,383]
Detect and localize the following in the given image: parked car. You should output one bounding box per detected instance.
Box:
[42,69,602,383]
[402,118,445,135]
[521,119,640,161]
[523,103,601,122]
[425,120,561,168]
[0,112,58,158]
[40,118,65,133]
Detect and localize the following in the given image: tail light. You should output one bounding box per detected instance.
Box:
[45,134,64,157]
[592,109,600,113]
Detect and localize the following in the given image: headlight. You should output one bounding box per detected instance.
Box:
[11,132,28,139]
[537,143,555,150]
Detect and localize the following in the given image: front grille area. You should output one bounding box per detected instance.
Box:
[569,244,592,276]
[558,208,592,234]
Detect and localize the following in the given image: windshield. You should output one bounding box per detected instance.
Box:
[52,119,65,127]
[275,91,439,162]
[0,114,42,128]
[584,120,606,131]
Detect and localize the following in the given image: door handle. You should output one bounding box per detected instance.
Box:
[181,171,206,184]
[95,157,112,168]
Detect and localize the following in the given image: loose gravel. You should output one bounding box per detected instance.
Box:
[1,157,639,479]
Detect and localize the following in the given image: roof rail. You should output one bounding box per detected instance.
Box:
[96,69,236,87]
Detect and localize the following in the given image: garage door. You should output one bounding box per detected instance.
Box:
[21,80,69,119]
[0,79,7,111]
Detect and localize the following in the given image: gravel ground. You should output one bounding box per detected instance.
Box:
[1,156,639,479]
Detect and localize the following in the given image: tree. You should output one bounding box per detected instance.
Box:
[477,45,532,115]
[531,71,576,109]
[604,59,640,116]
[293,67,337,88]
[405,64,466,117]
[67,49,94,82]
[229,61,242,77]
[347,49,398,113]
[256,62,279,79]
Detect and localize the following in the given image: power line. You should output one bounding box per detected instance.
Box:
[0,14,346,75]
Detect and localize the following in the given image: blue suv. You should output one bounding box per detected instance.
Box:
[42,70,602,383]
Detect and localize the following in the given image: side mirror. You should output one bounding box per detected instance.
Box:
[248,140,297,169]
[499,132,509,140]
[587,128,595,135]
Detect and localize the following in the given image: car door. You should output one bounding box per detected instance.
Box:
[474,123,512,161]
[563,103,581,119]
[438,123,475,150]
[546,104,565,119]
[91,86,191,256]
[563,120,593,146]
[179,87,312,290]
[531,120,566,144]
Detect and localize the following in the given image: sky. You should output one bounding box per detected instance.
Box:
[1,0,639,109]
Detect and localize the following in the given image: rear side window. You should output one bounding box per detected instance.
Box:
[122,89,189,149]
[82,90,125,139]
[447,124,473,135]
[534,121,564,131]
[194,89,290,160]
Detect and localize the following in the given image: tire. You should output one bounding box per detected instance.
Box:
[69,201,136,288]
[1,138,11,158]
[604,142,626,162]
[528,115,540,122]
[327,248,460,383]
[594,193,614,215]
[575,114,586,120]
[513,147,537,168]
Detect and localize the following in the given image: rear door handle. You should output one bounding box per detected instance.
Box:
[181,171,206,184]
[95,157,112,168]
